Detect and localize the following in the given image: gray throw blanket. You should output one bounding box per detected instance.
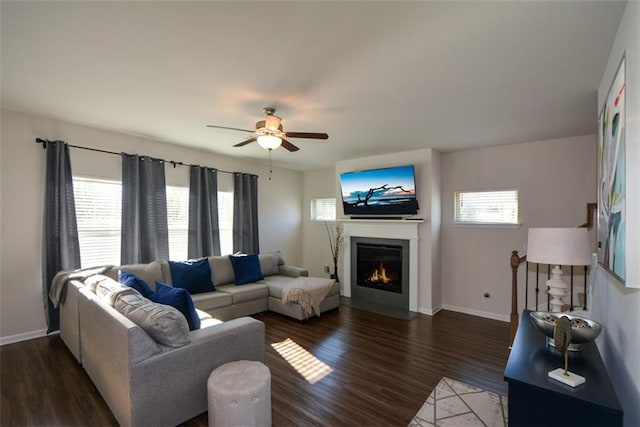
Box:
[49,265,114,307]
[282,277,335,317]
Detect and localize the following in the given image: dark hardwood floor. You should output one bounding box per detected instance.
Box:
[1,305,510,426]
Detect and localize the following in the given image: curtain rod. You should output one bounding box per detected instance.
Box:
[35,138,242,176]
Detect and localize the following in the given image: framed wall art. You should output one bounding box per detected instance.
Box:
[597,56,626,284]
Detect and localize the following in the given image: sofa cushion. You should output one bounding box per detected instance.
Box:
[93,276,138,306]
[113,291,191,348]
[119,271,154,298]
[258,252,283,277]
[152,282,201,331]
[228,254,264,285]
[169,259,215,294]
[215,283,268,304]
[191,291,233,311]
[118,261,165,290]
[208,256,235,286]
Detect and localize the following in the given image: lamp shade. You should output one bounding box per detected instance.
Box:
[527,227,592,266]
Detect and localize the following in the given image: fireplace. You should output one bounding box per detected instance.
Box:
[351,237,409,311]
[341,219,422,313]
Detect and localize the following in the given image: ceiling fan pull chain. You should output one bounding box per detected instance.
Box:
[268,148,273,181]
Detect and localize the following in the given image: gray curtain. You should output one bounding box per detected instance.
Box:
[188,166,220,258]
[43,140,81,333]
[233,172,259,253]
[121,153,169,264]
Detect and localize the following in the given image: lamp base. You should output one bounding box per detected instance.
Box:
[547,265,568,312]
[548,368,585,387]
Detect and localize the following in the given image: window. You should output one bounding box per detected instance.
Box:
[310,198,336,221]
[74,178,200,266]
[166,186,189,261]
[218,191,234,255]
[74,177,122,268]
[454,190,518,225]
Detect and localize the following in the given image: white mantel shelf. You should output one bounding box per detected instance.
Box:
[340,219,424,239]
[340,218,425,312]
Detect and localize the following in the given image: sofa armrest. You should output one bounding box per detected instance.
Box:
[278,265,309,277]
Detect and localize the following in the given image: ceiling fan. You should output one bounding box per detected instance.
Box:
[207,107,329,152]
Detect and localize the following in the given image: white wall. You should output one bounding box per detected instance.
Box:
[593,2,640,425]
[441,135,597,321]
[335,148,441,314]
[302,167,337,278]
[0,109,303,343]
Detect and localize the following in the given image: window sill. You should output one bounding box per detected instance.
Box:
[453,222,521,229]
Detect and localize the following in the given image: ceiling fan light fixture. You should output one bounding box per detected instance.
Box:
[265,114,281,131]
[257,135,282,150]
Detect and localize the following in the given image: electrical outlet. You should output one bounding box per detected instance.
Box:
[323,265,330,274]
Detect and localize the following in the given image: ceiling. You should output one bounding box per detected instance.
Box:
[1,1,626,171]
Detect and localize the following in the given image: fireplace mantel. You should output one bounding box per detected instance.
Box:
[340,219,423,312]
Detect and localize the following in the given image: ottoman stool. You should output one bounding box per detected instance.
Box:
[207,360,271,427]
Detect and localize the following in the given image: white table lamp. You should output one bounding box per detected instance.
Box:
[527,228,592,312]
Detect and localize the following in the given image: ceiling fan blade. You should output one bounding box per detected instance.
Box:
[233,137,257,147]
[207,124,254,133]
[284,131,329,140]
[280,138,300,152]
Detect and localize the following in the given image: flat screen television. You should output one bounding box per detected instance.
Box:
[339,165,418,216]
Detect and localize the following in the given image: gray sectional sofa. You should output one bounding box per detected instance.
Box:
[56,252,339,427]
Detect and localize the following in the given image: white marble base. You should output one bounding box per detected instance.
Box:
[548,368,585,387]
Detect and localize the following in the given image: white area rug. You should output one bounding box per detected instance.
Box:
[409,377,508,427]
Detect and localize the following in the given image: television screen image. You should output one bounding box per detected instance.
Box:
[339,165,418,216]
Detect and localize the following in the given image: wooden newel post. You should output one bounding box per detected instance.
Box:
[510,250,521,347]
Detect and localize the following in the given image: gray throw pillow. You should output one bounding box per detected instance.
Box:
[259,252,281,276]
[84,274,113,293]
[114,292,191,348]
[119,261,165,291]
[208,256,235,286]
[93,276,137,306]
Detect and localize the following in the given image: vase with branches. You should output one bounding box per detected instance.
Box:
[324,221,343,282]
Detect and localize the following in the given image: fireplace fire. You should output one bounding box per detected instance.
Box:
[365,262,393,285]
[356,242,403,294]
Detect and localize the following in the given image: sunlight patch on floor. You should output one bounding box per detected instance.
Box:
[271,338,334,384]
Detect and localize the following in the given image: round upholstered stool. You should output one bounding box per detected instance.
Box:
[207,360,271,427]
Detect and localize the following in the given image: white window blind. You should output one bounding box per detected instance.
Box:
[166,186,189,261]
[218,191,234,255]
[454,190,518,224]
[310,198,336,221]
[73,177,122,268]
[74,178,196,266]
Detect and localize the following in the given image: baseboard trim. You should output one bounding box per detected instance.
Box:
[418,305,442,316]
[0,328,51,346]
[441,304,509,322]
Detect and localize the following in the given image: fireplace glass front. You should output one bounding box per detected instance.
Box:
[356,243,403,293]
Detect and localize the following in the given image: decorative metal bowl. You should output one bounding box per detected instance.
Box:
[530,311,603,351]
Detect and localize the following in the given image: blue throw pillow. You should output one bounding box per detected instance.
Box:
[118,271,154,298]
[151,282,201,331]
[168,259,215,294]
[228,254,264,285]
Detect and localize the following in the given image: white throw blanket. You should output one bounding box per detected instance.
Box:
[282,277,335,318]
[49,265,114,307]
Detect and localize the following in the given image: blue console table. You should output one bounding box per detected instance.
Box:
[504,310,623,426]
